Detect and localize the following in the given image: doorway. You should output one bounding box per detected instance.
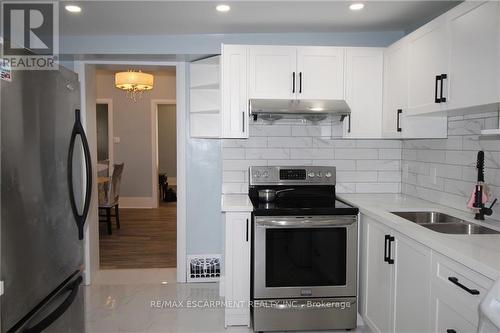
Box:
[83,64,184,274]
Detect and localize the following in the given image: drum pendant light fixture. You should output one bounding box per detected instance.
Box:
[115,70,154,101]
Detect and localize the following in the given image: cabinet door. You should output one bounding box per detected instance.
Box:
[224,212,251,327]
[407,16,449,115]
[447,1,500,110]
[383,39,408,138]
[392,232,432,333]
[221,44,249,139]
[296,46,344,100]
[248,46,297,99]
[343,48,384,138]
[363,217,394,333]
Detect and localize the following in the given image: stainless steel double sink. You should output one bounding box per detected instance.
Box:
[390,211,500,235]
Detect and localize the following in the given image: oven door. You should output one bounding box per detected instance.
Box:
[253,215,357,299]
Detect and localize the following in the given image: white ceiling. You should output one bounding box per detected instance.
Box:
[60,1,460,36]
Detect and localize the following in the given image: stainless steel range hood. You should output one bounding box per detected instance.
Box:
[250,99,350,122]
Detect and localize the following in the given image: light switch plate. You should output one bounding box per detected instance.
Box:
[113,137,120,144]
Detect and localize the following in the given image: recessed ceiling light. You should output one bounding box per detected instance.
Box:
[65,5,82,13]
[349,3,365,11]
[216,4,231,12]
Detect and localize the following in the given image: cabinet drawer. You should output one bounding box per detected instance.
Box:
[435,297,477,333]
[431,252,493,325]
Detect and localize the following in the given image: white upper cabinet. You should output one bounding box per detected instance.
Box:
[407,16,449,115]
[296,47,345,100]
[383,39,408,138]
[248,46,345,100]
[447,1,500,110]
[343,48,384,138]
[382,39,448,139]
[221,44,249,139]
[248,46,297,99]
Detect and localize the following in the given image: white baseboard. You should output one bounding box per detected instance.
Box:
[119,196,155,208]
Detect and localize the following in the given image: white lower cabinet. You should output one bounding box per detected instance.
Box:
[361,214,495,333]
[430,252,494,332]
[361,215,432,333]
[223,212,251,327]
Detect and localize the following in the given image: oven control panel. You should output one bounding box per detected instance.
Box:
[250,166,336,185]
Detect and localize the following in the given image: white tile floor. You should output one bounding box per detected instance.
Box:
[84,269,369,333]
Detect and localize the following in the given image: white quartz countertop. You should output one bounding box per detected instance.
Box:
[338,193,500,280]
[221,194,253,212]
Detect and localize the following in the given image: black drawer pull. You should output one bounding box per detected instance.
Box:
[384,235,390,263]
[292,72,296,93]
[397,109,402,132]
[387,235,395,264]
[246,219,249,242]
[448,277,480,295]
[435,75,441,103]
[447,330,457,333]
[440,74,447,103]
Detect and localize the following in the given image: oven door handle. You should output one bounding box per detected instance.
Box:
[255,216,357,228]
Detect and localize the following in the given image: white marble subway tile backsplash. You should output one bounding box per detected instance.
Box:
[221,119,402,194]
[221,110,500,221]
[402,110,500,220]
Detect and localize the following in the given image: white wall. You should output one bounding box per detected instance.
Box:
[95,69,176,206]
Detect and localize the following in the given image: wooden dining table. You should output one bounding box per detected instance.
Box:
[98,176,110,184]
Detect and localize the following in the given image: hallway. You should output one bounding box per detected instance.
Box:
[99,201,177,269]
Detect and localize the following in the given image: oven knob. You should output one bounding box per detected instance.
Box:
[308,172,315,178]
[325,172,332,178]
[262,171,269,178]
[255,171,261,178]
[316,171,323,178]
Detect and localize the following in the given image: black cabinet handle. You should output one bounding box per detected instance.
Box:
[446,330,457,333]
[435,75,441,103]
[397,109,402,132]
[387,235,395,264]
[242,111,245,132]
[68,109,92,240]
[440,73,447,103]
[246,219,249,242]
[299,72,302,93]
[292,72,296,93]
[24,276,83,333]
[384,235,390,263]
[448,277,480,295]
[347,114,351,133]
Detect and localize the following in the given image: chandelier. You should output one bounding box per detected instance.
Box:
[115,70,154,101]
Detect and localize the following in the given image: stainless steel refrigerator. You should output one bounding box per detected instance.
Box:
[1,65,92,332]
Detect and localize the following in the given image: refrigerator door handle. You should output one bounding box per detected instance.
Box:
[68,109,92,240]
[23,276,83,333]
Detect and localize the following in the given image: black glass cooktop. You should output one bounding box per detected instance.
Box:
[251,197,359,216]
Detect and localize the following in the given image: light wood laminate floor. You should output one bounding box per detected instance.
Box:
[99,201,176,269]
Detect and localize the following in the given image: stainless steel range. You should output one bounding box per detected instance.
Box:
[249,166,359,332]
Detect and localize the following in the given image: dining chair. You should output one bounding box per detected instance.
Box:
[98,163,124,235]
